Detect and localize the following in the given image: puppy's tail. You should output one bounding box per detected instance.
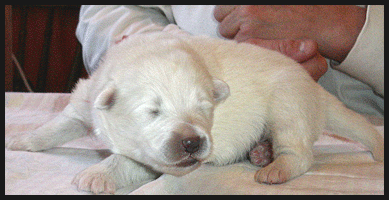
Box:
[325,93,384,162]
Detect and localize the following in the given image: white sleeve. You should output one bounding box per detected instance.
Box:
[76,5,174,74]
[332,5,384,97]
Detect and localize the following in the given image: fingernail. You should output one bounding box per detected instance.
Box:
[299,41,306,52]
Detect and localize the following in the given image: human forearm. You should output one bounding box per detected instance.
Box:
[312,5,366,62]
[76,5,171,74]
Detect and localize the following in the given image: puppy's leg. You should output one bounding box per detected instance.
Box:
[72,154,160,194]
[254,126,314,184]
[254,90,320,184]
[6,104,89,151]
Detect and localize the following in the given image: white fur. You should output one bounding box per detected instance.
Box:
[6,32,384,194]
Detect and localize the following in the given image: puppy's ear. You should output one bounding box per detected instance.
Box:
[212,78,230,103]
[94,84,116,110]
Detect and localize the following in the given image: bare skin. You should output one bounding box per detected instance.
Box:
[214,5,367,81]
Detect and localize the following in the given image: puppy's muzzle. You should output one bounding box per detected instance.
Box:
[167,123,210,166]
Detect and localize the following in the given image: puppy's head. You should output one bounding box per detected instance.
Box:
[93,48,229,176]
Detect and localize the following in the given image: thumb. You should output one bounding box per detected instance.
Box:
[241,38,318,63]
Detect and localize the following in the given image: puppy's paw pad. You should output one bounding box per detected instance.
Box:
[249,140,273,167]
[72,170,116,194]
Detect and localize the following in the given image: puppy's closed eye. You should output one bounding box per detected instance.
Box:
[197,100,214,117]
[150,109,161,117]
[147,96,162,118]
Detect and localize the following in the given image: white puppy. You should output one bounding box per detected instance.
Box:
[6,32,384,194]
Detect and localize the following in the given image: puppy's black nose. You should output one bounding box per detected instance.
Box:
[182,136,201,154]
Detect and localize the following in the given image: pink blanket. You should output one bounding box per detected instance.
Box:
[5,92,384,194]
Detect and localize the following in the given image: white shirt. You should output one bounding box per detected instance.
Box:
[76,5,384,118]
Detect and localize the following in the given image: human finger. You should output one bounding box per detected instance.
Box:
[242,38,318,63]
[213,5,237,22]
[217,8,243,39]
[300,53,328,81]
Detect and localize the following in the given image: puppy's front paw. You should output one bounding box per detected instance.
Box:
[72,167,116,194]
[5,132,42,152]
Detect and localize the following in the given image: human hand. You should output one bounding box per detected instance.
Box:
[243,38,327,81]
[214,5,366,62]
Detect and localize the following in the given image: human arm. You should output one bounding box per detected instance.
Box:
[76,5,175,74]
[215,5,384,96]
[214,5,374,82]
[332,5,384,97]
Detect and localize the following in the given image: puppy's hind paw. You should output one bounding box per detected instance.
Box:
[254,163,290,184]
[254,155,296,184]
[254,154,310,184]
